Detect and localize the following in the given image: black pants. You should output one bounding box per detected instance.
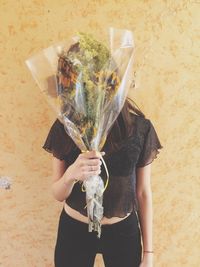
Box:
[54,207,142,267]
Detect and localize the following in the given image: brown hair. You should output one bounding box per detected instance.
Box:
[105,97,145,152]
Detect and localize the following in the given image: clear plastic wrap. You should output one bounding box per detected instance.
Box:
[26,27,135,238]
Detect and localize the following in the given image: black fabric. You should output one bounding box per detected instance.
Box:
[54,207,142,267]
[42,118,79,163]
[42,113,163,216]
[135,118,163,168]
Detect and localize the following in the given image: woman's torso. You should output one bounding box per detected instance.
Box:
[43,113,156,224]
[43,113,162,225]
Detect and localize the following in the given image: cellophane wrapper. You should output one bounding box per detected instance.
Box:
[26,27,135,238]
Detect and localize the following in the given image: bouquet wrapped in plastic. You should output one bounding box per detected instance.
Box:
[26,27,134,238]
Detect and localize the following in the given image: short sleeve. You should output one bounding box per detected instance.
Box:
[42,119,75,161]
[136,119,163,168]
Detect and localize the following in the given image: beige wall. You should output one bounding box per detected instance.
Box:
[0,1,199,266]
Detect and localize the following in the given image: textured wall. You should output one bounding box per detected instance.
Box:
[0,0,199,266]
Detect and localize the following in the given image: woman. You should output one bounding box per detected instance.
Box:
[42,97,163,267]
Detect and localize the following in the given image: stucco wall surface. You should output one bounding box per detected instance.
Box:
[0,1,199,266]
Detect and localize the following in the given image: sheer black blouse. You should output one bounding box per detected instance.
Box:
[42,113,163,218]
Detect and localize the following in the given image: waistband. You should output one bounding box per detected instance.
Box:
[60,207,138,230]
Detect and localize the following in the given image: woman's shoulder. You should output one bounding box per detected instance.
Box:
[52,117,65,128]
[129,112,151,130]
[45,117,73,146]
[49,117,68,136]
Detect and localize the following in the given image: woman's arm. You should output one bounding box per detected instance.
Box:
[136,163,153,265]
[51,157,76,202]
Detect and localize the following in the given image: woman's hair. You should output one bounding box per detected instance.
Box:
[105,97,145,152]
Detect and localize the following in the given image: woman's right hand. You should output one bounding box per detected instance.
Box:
[64,151,104,183]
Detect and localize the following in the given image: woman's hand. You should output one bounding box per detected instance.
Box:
[64,150,103,183]
[139,253,153,267]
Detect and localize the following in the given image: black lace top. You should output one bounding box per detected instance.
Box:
[42,113,163,218]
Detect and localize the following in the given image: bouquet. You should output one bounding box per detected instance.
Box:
[26,27,134,238]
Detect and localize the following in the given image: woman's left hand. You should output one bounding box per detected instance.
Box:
[139,253,153,267]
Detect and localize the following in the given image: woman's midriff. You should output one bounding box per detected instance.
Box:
[64,202,131,225]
